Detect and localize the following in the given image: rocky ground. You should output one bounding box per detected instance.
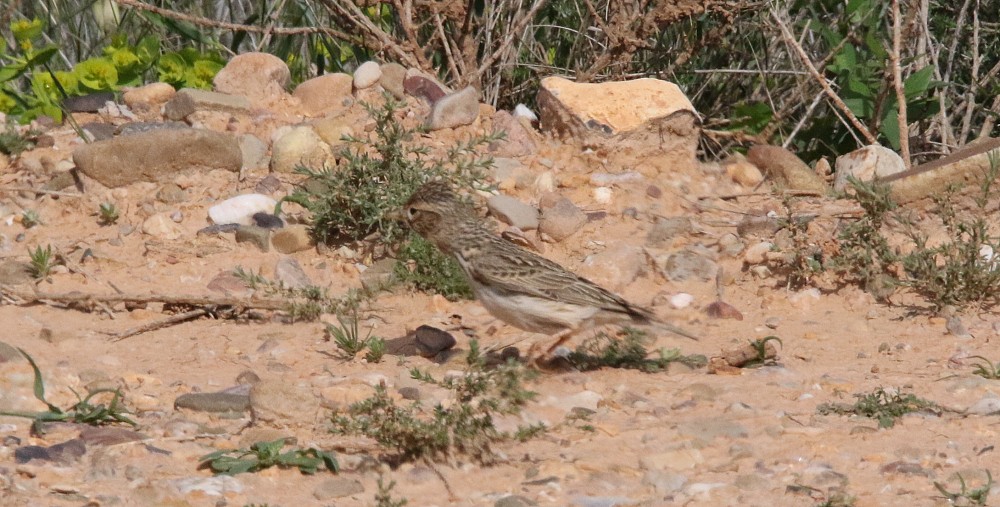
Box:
[2,55,1000,507]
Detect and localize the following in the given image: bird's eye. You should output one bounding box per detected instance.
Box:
[406,207,417,219]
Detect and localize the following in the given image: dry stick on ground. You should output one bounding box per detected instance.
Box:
[0,186,82,197]
[109,308,209,341]
[770,9,878,145]
[890,0,911,169]
[0,285,288,311]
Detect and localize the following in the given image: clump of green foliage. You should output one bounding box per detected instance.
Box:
[0,348,136,433]
[28,244,55,280]
[234,266,370,322]
[816,387,940,429]
[278,94,499,246]
[934,471,993,506]
[568,327,706,373]
[98,202,120,225]
[970,356,1000,380]
[743,336,783,368]
[21,209,40,229]
[200,438,338,475]
[0,18,222,122]
[327,310,385,361]
[332,340,542,464]
[393,235,472,300]
[0,121,35,155]
[375,476,408,507]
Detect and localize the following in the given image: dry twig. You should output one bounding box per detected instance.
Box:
[890,0,911,169]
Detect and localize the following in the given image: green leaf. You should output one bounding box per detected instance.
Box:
[880,105,901,150]
[903,65,934,99]
[25,45,58,68]
[17,348,63,414]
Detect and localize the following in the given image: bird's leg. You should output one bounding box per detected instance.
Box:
[544,328,577,355]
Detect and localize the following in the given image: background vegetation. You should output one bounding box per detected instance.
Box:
[1,0,997,162]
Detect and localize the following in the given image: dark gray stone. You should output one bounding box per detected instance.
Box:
[234,225,270,252]
[414,325,457,357]
[174,392,250,413]
[252,212,284,229]
[15,439,86,465]
[63,92,114,112]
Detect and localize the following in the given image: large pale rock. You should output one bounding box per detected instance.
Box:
[122,82,175,109]
[379,62,407,99]
[537,77,699,159]
[270,126,333,173]
[292,73,354,116]
[578,244,645,291]
[73,128,241,187]
[427,86,479,130]
[834,145,907,191]
[747,145,828,194]
[163,88,251,121]
[213,52,291,107]
[487,194,539,230]
[353,61,382,89]
[208,194,277,225]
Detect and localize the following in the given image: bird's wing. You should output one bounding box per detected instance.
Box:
[463,240,646,318]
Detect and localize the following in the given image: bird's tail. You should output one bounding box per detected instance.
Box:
[626,304,700,341]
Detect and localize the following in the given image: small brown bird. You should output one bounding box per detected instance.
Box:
[397,181,697,360]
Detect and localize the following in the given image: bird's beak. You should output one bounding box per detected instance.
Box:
[384,209,405,222]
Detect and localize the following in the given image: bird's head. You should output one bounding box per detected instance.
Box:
[393,181,469,247]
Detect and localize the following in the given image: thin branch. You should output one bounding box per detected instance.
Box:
[890,0,911,169]
[770,6,878,145]
[0,286,288,311]
[475,0,550,82]
[959,2,980,144]
[109,308,209,341]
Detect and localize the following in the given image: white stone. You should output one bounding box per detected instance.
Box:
[834,144,907,192]
[513,103,537,122]
[353,61,382,89]
[141,213,184,240]
[670,293,694,309]
[208,194,277,225]
[593,186,613,204]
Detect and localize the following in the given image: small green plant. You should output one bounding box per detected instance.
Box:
[827,176,900,300]
[98,202,120,225]
[0,121,35,155]
[934,471,992,506]
[0,348,136,432]
[233,266,370,322]
[393,234,472,300]
[375,476,407,507]
[332,340,541,464]
[277,94,499,247]
[970,356,1000,380]
[327,311,380,359]
[744,336,783,368]
[567,327,707,373]
[28,244,54,280]
[366,337,387,363]
[816,387,940,429]
[815,492,856,507]
[200,438,338,475]
[21,209,40,228]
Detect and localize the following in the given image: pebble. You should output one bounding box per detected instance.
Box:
[570,496,638,507]
[659,250,717,281]
[252,212,284,229]
[141,213,184,240]
[487,194,539,230]
[589,171,643,186]
[379,62,407,99]
[414,325,457,357]
[513,103,537,122]
[275,257,312,289]
[427,86,479,130]
[174,475,244,496]
[314,477,365,500]
[270,125,333,173]
[538,195,587,241]
[239,133,269,171]
[255,174,283,194]
[646,217,692,246]
[156,183,188,203]
[353,61,382,89]
[208,194,278,226]
[271,224,315,254]
[249,379,321,425]
[173,392,250,413]
[669,293,694,309]
[966,396,1000,415]
[234,225,270,252]
[15,439,86,465]
[63,92,115,112]
[404,74,447,103]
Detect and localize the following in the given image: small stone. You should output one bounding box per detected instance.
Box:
[670,293,694,309]
[966,396,1000,415]
[79,427,146,446]
[487,194,539,230]
[834,144,907,192]
[209,194,278,226]
[163,88,251,121]
[495,495,537,507]
[414,325,457,357]
[398,386,421,401]
[255,174,283,194]
[360,258,397,292]
[880,461,927,476]
[213,52,291,107]
[427,86,479,130]
[234,225,270,252]
[646,217,692,246]
[404,75,447,103]
[239,134,269,172]
[156,183,188,204]
[292,73,353,115]
[353,61,382,89]
[270,126,333,173]
[271,224,314,254]
[122,82,176,109]
[313,477,364,500]
[80,122,115,142]
[589,172,644,186]
[174,392,250,413]
[724,153,764,187]
[141,213,184,240]
[275,257,311,289]
[659,250,717,282]
[379,63,407,99]
[252,212,284,229]
[538,195,587,241]
[63,92,115,112]
[15,439,86,465]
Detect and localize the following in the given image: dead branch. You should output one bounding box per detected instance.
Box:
[770,8,878,145]
[890,0,911,169]
[0,285,288,311]
[109,308,209,341]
